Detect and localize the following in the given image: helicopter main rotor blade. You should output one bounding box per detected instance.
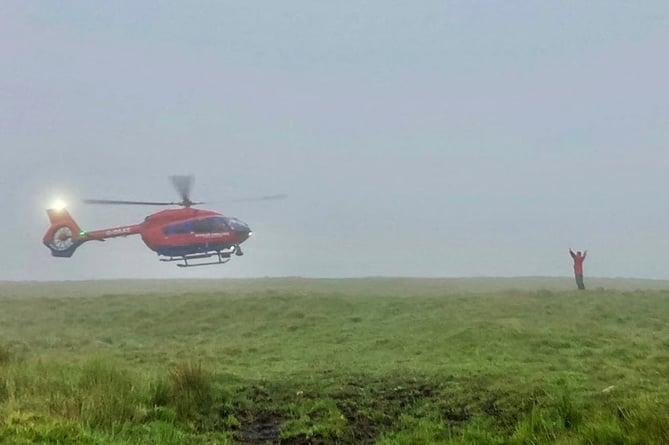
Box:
[170,175,194,205]
[83,199,179,206]
[206,194,287,205]
[230,194,288,202]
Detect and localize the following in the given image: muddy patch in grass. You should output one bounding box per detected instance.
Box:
[329,376,445,444]
[238,411,283,444]
[221,375,537,444]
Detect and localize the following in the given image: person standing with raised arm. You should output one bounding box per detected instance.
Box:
[569,249,587,290]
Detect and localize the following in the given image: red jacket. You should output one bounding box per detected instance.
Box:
[570,250,586,274]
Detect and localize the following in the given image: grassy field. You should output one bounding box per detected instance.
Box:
[1,278,669,444]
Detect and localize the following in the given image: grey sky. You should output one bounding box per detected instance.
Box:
[2,1,668,280]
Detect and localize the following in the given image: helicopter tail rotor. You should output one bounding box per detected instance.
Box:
[43,208,87,258]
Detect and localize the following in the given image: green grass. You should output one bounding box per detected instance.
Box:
[1,278,669,443]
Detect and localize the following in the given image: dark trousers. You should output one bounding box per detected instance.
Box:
[575,274,585,290]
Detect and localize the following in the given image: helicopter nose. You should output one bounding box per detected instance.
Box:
[235,221,252,242]
[237,228,252,243]
[225,217,252,242]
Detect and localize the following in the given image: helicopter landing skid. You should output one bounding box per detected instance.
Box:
[160,249,234,268]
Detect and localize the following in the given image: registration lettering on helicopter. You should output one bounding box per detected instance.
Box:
[194,232,230,238]
[105,227,132,236]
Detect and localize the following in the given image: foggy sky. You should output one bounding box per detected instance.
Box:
[2,1,668,281]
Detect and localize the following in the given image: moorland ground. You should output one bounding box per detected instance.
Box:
[1,277,669,444]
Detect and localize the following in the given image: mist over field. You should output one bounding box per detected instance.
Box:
[2,3,669,443]
[2,1,669,281]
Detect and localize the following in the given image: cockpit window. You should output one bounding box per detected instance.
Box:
[210,217,230,232]
[223,217,248,231]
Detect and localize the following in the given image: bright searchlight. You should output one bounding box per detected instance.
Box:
[50,199,67,211]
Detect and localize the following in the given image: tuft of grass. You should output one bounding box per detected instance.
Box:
[149,378,172,408]
[579,413,625,445]
[281,397,346,441]
[113,420,234,445]
[510,404,562,444]
[555,384,581,430]
[0,343,10,365]
[377,413,451,445]
[166,362,214,423]
[76,361,138,430]
[0,412,98,445]
[0,379,7,403]
[618,396,669,445]
[456,417,505,445]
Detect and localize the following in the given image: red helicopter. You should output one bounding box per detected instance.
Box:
[43,176,284,267]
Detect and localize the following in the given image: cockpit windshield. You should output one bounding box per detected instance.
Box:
[210,217,230,232]
[223,217,249,232]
